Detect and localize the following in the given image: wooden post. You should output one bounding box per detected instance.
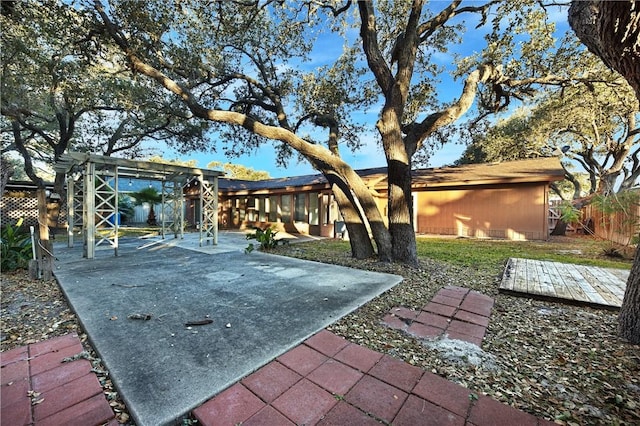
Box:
[37,188,54,280]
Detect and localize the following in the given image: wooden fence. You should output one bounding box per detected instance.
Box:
[580,202,640,246]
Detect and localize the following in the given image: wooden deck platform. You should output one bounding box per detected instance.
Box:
[500,258,630,309]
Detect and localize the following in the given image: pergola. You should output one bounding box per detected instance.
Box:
[55,152,223,259]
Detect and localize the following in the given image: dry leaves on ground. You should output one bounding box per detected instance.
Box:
[274,243,640,426]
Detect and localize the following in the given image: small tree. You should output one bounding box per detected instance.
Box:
[117,194,136,224]
[130,187,162,225]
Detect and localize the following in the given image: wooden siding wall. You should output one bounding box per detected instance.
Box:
[414,183,549,240]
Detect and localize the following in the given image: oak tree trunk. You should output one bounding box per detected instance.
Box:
[569,1,640,99]
[550,220,568,236]
[341,167,393,262]
[619,240,640,344]
[570,0,640,345]
[327,176,374,259]
[387,159,417,266]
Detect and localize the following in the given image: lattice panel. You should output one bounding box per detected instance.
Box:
[200,179,217,245]
[73,185,83,227]
[1,193,67,229]
[161,180,184,238]
[94,170,118,249]
[0,195,38,227]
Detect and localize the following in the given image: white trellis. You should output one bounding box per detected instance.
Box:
[199,176,218,246]
[162,179,185,239]
[55,152,223,259]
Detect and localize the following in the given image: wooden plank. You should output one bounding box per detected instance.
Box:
[586,267,625,304]
[607,268,630,283]
[500,258,516,291]
[556,263,590,302]
[546,262,574,300]
[568,264,609,305]
[520,259,530,294]
[512,259,527,293]
[585,267,623,305]
[536,260,557,297]
[576,265,616,306]
[525,259,538,294]
[593,268,626,299]
[576,266,619,306]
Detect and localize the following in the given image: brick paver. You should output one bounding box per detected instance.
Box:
[0,333,115,426]
[241,361,302,403]
[3,310,552,426]
[193,329,552,426]
[383,285,495,346]
[272,379,337,425]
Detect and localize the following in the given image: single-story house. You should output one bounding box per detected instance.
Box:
[214,157,564,241]
[2,157,564,241]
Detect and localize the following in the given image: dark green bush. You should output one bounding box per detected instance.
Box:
[1,218,33,271]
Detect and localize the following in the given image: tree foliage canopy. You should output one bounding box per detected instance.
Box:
[0,0,209,190]
[457,60,639,197]
[206,161,271,181]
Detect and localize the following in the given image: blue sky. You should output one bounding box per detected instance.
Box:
[151,2,571,178]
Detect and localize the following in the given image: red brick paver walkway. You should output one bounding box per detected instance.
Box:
[383,286,494,346]
[193,330,552,426]
[1,333,116,426]
[3,296,550,426]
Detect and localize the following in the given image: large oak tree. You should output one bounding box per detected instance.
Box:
[457,63,638,198]
[90,0,614,265]
[569,0,640,344]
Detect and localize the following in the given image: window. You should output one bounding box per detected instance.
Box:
[294,193,306,222]
[246,197,256,221]
[237,198,245,222]
[258,197,266,221]
[268,196,277,222]
[281,194,291,222]
[322,194,330,225]
[309,193,319,225]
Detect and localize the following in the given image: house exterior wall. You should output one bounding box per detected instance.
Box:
[218,188,340,237]
[414,183,550,240]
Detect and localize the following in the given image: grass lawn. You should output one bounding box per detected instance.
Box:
[290,234,633,271]
[414,235,633,270]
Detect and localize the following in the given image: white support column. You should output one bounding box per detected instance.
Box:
[67,176,74,248]
[161,180,167,239]
[199,175,204,246]
[113,168,119,256]
[213,175,219,245]
[84,162,96,259]
[94,167,118,254]
[177,179,184,240]
[161,179,184,239]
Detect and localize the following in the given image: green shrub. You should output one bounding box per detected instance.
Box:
[1,218,33,271]
[245,226,279,253]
